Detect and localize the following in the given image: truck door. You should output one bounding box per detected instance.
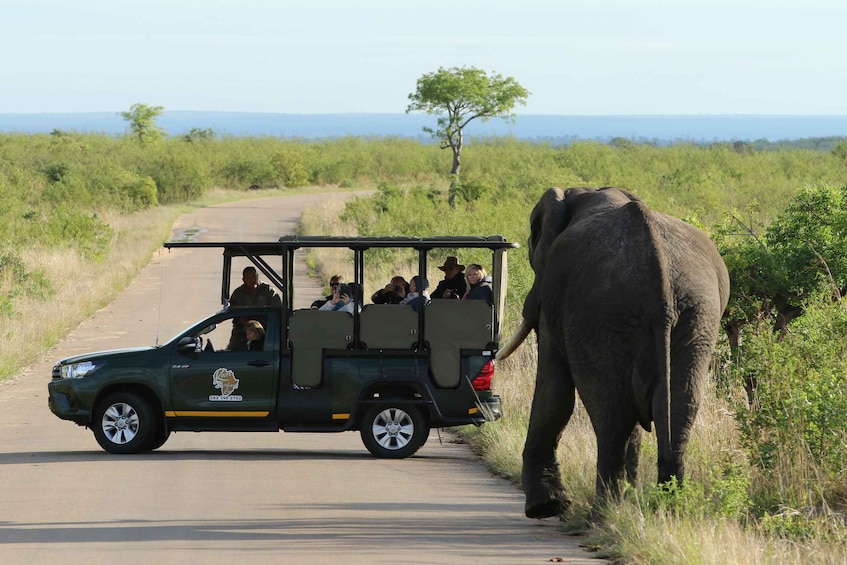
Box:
[168,311,279,416]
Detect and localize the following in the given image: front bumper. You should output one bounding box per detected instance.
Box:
[48,379,94,425]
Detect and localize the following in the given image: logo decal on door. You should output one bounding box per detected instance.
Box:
[210,367,243,401]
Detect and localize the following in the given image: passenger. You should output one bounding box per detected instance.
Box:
[431,256,466,300]
[227,266,281,351]
[371,275,409,304]
[400,276,430,312]
[311,274,345,309]
[462,264,494,306]
[318,282,362,314]
[244,320,266,351]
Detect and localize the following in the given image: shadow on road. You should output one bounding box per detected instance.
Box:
[0,448,465,465]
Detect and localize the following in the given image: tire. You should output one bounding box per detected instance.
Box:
[146,423,170,451]
[92,391,155,454]
[360,403,429,459]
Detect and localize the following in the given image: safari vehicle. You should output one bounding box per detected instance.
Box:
[48,236,518,458]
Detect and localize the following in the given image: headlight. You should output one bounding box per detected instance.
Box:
[60,360,104,379]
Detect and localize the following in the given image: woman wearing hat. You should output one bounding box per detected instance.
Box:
[431,256,467,300]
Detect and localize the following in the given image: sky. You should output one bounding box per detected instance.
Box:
[2,0,845,116]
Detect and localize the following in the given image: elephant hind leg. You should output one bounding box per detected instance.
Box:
[594,422,639,512]
[624,426,641,485]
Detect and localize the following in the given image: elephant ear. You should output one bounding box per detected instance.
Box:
[528,187,568,275]
[523,188,569,325]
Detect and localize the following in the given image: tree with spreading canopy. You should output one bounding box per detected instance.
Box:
[119,103,165,144]
[406,66,529,206]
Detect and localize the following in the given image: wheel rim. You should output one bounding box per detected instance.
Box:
[371,408,415,451]
[101,402,140,445]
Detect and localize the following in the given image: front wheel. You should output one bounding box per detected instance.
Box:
[92,391,155,454]
[360,404,429,459]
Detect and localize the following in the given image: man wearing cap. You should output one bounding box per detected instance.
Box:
[431,256,467,300]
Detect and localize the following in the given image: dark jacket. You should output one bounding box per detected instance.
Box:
[371,285,408,305]
[464,276,494,306]
[431,272,466,300]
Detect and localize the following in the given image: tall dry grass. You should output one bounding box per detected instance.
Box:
[0,188,291,383]
[0,205,181,381]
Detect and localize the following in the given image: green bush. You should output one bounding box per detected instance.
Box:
[733,299,847,506]
[0,251,54,316]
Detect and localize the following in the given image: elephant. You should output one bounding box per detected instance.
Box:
[497,186,730,519]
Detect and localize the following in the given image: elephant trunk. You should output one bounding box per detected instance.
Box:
[496,317,534,361]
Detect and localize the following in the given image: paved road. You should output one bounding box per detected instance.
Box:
[0,193,594,564]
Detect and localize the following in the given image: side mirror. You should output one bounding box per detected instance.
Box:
[178,336,201,352]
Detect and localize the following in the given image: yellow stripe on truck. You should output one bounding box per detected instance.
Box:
[332,413,351,420]
[165,411,269,418]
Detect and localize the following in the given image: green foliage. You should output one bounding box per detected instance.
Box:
[406,66,530,133]
[119,102,166,144]
[41,207,113,261]
[733,299,847,507]
[716,184,847,330]
[182,127,215,143]
[142,146,212,203]
[271,149,310,187]
[643,462,751,522]
[0,251,54,316]
[221,156,277,188]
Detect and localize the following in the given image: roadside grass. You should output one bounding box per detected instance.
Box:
[0,205,180,382]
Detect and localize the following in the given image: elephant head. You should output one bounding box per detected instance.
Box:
[498,186,641,361]
[499,186,729,520]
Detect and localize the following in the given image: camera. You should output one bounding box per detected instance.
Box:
[338,284,352,297]
[393,285,402,292]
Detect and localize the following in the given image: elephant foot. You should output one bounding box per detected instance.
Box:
[525,491,571,519]
[522,461,571,519]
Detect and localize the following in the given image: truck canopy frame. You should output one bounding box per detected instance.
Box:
[164,235,520,350]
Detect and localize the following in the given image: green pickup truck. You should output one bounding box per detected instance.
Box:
[48,236,518,458]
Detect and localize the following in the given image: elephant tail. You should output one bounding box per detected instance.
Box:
[655,319,673,467]
[496,317,534,361]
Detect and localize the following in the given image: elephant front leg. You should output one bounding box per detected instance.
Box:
[522,344,575,518]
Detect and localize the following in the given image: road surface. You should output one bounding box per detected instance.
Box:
[0,193,595,564]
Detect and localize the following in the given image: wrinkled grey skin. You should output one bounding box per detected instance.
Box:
[498,187,730,519]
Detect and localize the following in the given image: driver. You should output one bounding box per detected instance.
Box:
[227,266,281,350]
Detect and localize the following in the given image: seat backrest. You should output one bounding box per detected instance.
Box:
[424,300,494,387]
[360,304,419,350]
[288,309,354,388]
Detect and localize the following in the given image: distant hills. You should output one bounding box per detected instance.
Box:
[1,111,846,143]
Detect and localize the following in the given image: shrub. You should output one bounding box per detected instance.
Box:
[733,298,847,509]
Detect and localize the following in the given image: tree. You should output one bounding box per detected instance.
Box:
[406,66,529,206]
[119,103,165,144]
[716,184,847,351]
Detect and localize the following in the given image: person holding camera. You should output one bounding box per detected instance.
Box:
[371,275,409,304]
[431,256,467,300]
[318,282,362,314]
[310,274,344,309]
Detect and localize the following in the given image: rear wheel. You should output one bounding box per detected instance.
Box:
[92,391,155,454]
[361,404,429,459]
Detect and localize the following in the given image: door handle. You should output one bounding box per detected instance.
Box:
[248,360,271,367]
